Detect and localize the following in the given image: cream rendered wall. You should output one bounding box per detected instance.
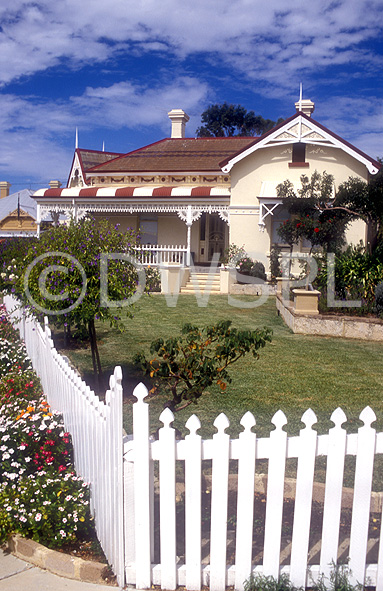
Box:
[229,143,371,271]
[158,215,187,246]
[92,214,138,233]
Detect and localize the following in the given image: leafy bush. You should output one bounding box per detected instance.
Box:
[249,261,267,281]
[314,244,383,313]
[134,320,272,411]
[375,282,383,317]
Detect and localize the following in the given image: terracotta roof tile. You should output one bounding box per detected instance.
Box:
[86,137,255,174]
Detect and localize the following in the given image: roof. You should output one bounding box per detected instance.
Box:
[85,137,255,175]
[76,148,124,171]
[220,112,382,175]
[67,148,124,187]
[0,189,36,221]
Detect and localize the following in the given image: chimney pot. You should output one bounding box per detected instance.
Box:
[168,109,190,138]
[0,181,11,199]
[49,180,62,189]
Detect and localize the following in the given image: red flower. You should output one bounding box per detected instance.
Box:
[314,228,319,233]
[296,223,301,228]
[58,465,66,472]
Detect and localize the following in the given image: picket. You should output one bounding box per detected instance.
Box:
[210,413,231,591]
[263,410,288,578]
[349,407,377,586]
[234,412,257,591]
[185,415,203,591]
[159,408,178,589]
[289,409,318,588]
[4,294,383,591]
[319,407,348,579]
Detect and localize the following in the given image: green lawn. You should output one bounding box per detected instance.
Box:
[56,294,383,441]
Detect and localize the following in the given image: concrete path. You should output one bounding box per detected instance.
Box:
[0,549,121,591]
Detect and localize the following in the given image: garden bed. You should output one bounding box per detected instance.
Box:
[0,304,106,568]
[276,293,383,341]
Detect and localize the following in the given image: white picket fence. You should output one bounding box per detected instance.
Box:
[3,295,125,586]
[135,244,187,266]
[4,294,383,590]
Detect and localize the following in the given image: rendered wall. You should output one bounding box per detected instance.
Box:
[229,143,372,271]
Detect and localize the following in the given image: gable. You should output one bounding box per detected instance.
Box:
[220,113,380,176]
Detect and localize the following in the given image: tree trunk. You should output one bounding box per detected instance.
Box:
[88,318,102,388]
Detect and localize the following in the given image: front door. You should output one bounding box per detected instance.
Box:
[198,214,227,263]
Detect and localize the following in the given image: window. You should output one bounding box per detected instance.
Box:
[139,215,158,244]
[271,206,290,245]
[289,143,309,168]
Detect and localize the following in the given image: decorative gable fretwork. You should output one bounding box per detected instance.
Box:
[221,114,380,175]
[267,120,330,148]
[69,153,85,188]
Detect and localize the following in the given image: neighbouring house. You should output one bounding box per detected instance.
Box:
[33,100,381,273]
[0,183,38,238]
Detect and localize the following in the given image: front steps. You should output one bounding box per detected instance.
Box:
[180,271,221,295]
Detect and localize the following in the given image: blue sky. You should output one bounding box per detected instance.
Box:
[1,0,382,191]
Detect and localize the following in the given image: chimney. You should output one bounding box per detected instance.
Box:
[49,180,62,189]
[295,98,315,117]
[0,182,11,199]
[168,109,190,138]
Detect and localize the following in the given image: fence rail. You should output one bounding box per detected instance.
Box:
[4,295,383,591]
[135,244,187,266]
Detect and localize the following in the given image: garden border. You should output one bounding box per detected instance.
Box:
[276,294,383,341]
[4,534,116,586]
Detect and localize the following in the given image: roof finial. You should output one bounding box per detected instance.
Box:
[299,83,303,111]
[102,141,105,152]
[75,127,78,150]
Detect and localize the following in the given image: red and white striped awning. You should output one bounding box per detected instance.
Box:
[34,186,231,199]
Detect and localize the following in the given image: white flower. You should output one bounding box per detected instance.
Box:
[35,513,42,522]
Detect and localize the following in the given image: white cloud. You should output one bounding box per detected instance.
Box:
[71,77,211,133]
[0,76,211,182]
[0,0,382,183]
[0,0,382,86]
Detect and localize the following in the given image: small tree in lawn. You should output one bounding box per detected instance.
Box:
[134,320,272,412]
[18,216,142,383]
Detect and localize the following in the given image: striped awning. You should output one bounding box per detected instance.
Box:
[33,186,231,199]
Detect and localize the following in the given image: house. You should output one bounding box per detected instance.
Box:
[33,101,381,273]
[0,183,38,238]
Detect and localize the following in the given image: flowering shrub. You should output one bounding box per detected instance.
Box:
[0,305,94,550]
[0,402,73,483]
[0,338,32,374]
[0,369,43,417]
[221,244,247,267]
[0,474,92,548]
[145,266,161,292]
